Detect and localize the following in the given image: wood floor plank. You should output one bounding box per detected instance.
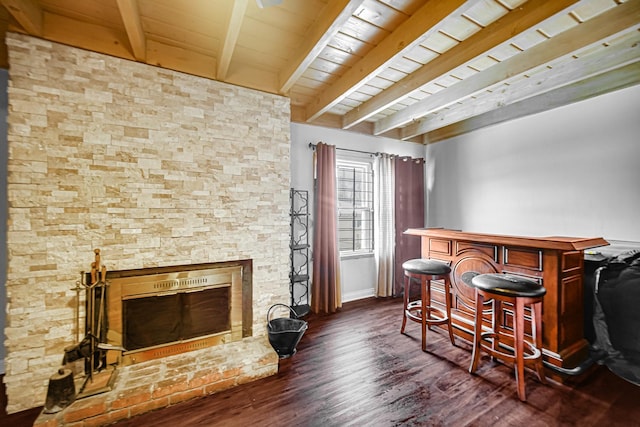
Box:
[3,297,639,426]
[111,297,640,426]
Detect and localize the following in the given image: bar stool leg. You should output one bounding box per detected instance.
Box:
[444,276,455,345]
[514,298,526,401]
[421,276,428,351]
[401,274,410,334]
[532,301,547,384]
[469,289,484,374]
[492,299,502,362]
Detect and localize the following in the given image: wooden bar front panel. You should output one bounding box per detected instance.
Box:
[407,228,608,371]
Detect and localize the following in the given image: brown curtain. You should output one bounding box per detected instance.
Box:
[393,156,425,296]
[312,143,342,314]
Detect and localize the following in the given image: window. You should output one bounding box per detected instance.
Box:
[337,158,374,255]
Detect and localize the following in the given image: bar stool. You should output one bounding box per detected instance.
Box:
[468,273,547,401]
[400,259,455,351]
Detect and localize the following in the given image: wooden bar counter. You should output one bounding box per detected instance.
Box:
[404,228,608,373]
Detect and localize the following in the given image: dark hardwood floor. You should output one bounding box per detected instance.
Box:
[3,297,639,426]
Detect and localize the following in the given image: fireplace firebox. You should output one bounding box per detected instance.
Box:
[123,286,231,351]
[105,260,252,365]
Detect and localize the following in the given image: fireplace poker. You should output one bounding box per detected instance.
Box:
[94,264,108,371]
[86,249,105,383]
[71,272,84,343]
[62,271,90,368]
[96,266,107,336]
[86,261,97,383]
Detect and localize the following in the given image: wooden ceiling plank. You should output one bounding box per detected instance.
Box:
[279,0,364,94]
[224,63,280,94]
[374,0,640,135]
[217,0,248,81]
[424,61,640,144]
[343,0,579,129]
[116,0,146,61]
[44,12,134,61]
[1,0,42,36]
[405,31,640,138]
[304,0,473,122]
[147,38,216,80]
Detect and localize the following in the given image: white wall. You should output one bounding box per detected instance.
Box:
[425,84,640,242]
[290,123,425,302]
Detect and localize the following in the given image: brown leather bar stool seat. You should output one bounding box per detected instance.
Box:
[400,259,455,351]
[468,273,547,401]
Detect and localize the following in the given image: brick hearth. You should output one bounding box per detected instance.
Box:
[35,340,277,426]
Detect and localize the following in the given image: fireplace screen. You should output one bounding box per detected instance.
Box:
[106,261,251,365]
[123,287,231,351]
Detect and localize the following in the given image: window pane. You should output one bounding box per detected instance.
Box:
[353,209,373,251]
[336,158,374,254]
[338,211,355,252]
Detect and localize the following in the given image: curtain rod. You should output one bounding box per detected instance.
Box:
[308,142,424,163]
[308,142,379,157]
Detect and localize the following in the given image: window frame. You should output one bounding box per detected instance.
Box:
[336,156,375,258]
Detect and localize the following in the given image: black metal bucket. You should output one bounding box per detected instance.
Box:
[267,304,308,359]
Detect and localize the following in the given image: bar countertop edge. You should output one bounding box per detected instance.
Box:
[404,228,609,251]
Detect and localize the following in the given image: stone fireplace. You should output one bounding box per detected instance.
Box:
[3,32,292,423]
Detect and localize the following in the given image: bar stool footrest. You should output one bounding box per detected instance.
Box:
[405,300,449,325]
[479,332,542,363]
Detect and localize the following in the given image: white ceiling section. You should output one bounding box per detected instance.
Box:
[1,0,638,143]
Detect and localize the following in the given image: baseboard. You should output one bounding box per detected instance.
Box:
[342,288,375,303]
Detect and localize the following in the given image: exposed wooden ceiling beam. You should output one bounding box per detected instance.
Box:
[217,0,248,81]
[408,30,640,138]
[374,0,640,136]
[424,61,640,144]
[278,0,364,94]
[1,0,42,36]
[304,0,472,122]
[116,0,146,61]
[342,0,579,129]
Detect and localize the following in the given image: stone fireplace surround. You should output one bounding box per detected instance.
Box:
[4,32,291,423]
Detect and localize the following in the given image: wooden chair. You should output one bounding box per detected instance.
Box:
[400,258,455,351]
[468,273,547,401]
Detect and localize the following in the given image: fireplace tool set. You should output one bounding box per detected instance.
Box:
[44,249,117,413]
